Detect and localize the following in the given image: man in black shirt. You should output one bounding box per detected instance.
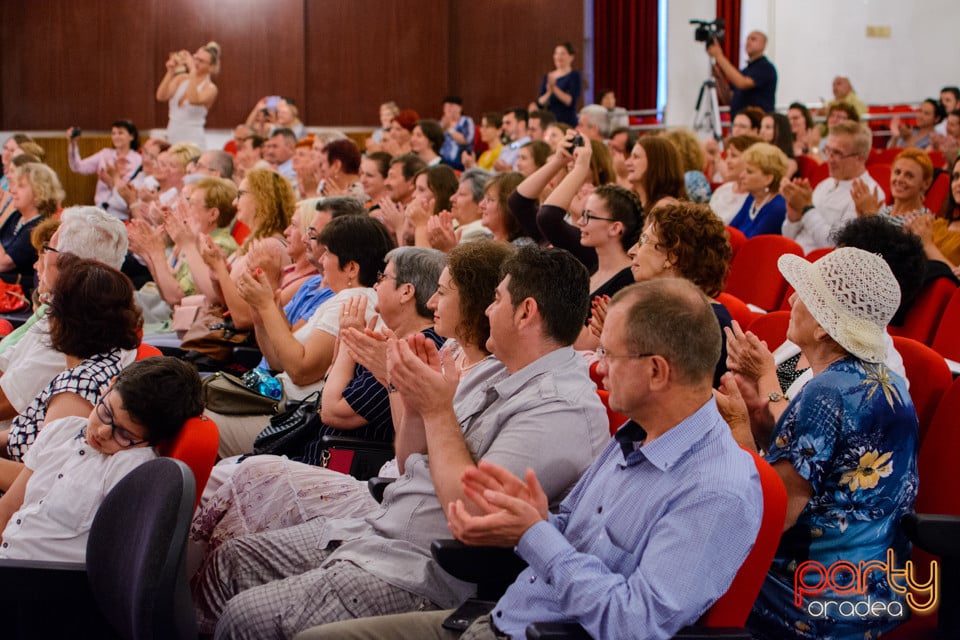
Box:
[708,31,777,114]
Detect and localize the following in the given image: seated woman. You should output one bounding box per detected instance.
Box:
[66,120,142,220]
[908,154,960,273]
[728,142,789,238]
[275,99,305,140]
[718,248,917,640]
[359,151,391,206]
[853,148,932,227]
[480,172,529,246]
[191,241,511,554]
[409,165,458,248]
[317,139,365,201]
[888,98,943,150]
[293,136,319,198]
[513,141,640,349]
[787,102,820,159]
[194,168,294,332]
[709,134,764,223]
[663,128,712,203]
[131,142,199,217]
[516,140,550,178]
[624,135,688,210]
[462,112,503,171]
[423,168,493,253]
[591,202,733,386]
[210,214,394,457]
[0,357,202,563]
[0,254,141,491]
[759,113,798,179]
[1,163,63,294]
[128,177,238,311]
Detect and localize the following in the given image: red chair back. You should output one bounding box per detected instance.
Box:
[931,286,960,362]
[0,319,14,337]
[868,146,905,166]
[807,161,830,188]
[157,415,220,509]
[924,172,950,213]
[588,360,604,391]
[747,311,791,351]
[892,336,952,445]
[726,226,747,259]
[889,278,957,345]
[725,235,804,312]
[231,220,251,245]
[698,449,787,627]
[866,164,894,204]
[596,389,628,437]
[715,292,758,329]
[804,246,834,263]
[135,343,163,360]
[794,154,821,181]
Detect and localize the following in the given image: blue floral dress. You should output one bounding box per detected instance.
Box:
[749,357,919,640]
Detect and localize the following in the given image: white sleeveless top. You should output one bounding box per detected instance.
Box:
[166,78,208,149]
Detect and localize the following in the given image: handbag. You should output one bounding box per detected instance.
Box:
[252,391,322,456]
[179,303,251,362]
[202,371,281,415]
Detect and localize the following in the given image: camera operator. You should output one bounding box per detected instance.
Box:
[707,31,777,115]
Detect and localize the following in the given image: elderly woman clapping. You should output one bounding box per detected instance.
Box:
[717,248,918,640]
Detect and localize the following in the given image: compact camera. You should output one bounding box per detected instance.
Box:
[565,134,585,153]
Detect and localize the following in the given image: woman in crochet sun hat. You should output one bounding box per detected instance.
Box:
[720,246,921,640]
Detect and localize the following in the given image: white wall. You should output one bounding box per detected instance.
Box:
[665,0,959,124]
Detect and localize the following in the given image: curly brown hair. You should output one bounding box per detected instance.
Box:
[647,202,731,297]
[47,254,141,359]
[446,240,516,352]
[244,168,295,250]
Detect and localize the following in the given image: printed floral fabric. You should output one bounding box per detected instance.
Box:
[750,357,919,640]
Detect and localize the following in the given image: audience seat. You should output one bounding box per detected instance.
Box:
[230,220,251,245]
[866,164,894,204]
[0,318,14,337]
[891,336,952,444]
[596,389,628,436]
[867,146,904,167]
[888,277,957,345]
[794,154,820,181]
[931,286,960,364]
[725,226,746,259]
[715,292,758,329]
[135,342,163,360]
[157,415,220,508]
[924,171,950,213]
[725,235,803,312]
[803,246,834,263]
[806,161,830,188]
[0,458,197,639]
[746,310,791,351]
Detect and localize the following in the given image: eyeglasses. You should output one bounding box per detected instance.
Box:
[822,146,860,160]
[95,390,148,448]
[41,243,59,255]
[580,210,618,224]
[307,226,320,242]
[376,270,397,284]
[236,189,250,199]
[596,346,656,363]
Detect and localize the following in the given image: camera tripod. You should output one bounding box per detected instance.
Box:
[693,56,724,145]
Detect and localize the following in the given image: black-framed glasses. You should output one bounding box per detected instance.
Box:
[596,346,656,363]
[580,210,618,224]
[41,243,59,255]
[307,226,320,242]
[96,390,148,448]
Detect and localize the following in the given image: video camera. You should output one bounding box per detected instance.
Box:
[690,18,725,47]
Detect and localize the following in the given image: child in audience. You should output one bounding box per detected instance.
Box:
[0,357,203,562]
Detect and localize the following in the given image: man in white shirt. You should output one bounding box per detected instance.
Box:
[781,122,885,253]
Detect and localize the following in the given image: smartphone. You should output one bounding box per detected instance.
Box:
[441,599,495,632]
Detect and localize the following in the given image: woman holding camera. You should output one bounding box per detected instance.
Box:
[66,120,142,220]
[155,42,221,149]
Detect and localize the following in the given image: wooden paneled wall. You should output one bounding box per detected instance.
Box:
[1,0,582,131]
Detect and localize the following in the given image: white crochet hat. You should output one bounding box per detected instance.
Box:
[778,247,901,363]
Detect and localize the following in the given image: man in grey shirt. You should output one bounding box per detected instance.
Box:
[194,246,610,639]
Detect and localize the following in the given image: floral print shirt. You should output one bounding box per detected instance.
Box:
[749,357,919,640]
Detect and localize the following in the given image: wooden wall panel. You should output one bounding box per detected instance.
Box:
[1,1,584,131]
[303,0,450,125]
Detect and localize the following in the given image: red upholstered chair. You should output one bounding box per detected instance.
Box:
[868,146,905,166]
[804,246,834,263]
[794,154,820,181]
[726,225,747,259]
[747,310,791,351]
[0,318,14,337]
[156,415,219,509]
[135,342,163,360]
[588,360,604,390]
[931,286,960,362]
[891,336,952,445]
[596,389,628,436]
[806,161,830,188]
[924,172,950,213]
[715,292,758,329]
[230,219,251,246]
[725,235,804,312]
[866,164,894,204]
[888,277,957,345]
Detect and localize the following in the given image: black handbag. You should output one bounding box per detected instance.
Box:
[251,391,321,456]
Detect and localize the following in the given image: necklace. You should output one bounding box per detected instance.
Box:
[749,193,770,220]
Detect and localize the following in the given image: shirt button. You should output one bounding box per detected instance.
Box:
[496,610,503,618]
[57,473,63,479]
[529,575,536,584]
[15,519,20,525]
[597,506,603,514]
[2,542,7,548]
[78,450,85,456]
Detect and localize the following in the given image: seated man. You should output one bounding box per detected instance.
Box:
[298,278,764,640]
[0,357,203,562]
[193,246,610,638]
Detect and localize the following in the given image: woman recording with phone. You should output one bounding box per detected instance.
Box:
[155,42,221,149]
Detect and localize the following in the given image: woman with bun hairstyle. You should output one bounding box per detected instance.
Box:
[156,41,222,149]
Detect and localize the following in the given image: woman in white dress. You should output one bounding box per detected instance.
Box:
[155,42,221,149]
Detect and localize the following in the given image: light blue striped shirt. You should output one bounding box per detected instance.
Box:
[492,397,763,640]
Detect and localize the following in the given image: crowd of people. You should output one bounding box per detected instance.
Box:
[0,33,955,640]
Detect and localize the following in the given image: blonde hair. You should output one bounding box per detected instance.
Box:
[741,142,789,190]
[297,198,322,233]
[662,128,705,173]
[194,177,237,228]
[203,41,222,73]
[15,163,64,216]
[167,142,202,170]
[244,168,295,249]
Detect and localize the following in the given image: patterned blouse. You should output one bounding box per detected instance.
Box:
[749,357,919,640]
[6,350,124,461]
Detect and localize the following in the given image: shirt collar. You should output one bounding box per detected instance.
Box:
[617,397,721,471]
[492,346,578,399]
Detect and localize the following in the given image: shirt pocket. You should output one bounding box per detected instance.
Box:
[42,476,102,532]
